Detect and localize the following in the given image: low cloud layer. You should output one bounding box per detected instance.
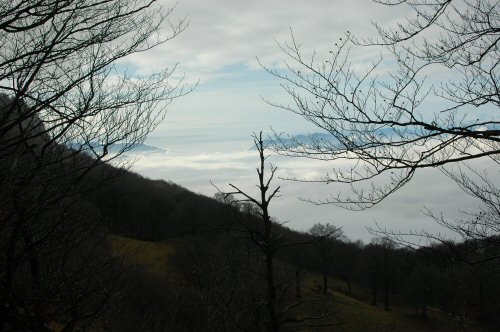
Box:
[129,137,493,243]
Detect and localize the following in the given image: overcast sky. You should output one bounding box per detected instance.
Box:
[123,0,495,242]
[124,0,410,137]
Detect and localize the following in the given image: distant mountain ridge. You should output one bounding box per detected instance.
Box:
[67,141,164,155]
[254,123,500,150]
[251,133,337,150]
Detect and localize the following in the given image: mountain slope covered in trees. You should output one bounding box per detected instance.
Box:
[88,160,500,331]
[3,126,500,330]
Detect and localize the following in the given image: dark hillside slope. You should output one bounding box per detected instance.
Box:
[85,163,260,241]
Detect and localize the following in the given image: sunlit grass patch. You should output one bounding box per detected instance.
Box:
[296,272,467,332]
[109,234,179,282]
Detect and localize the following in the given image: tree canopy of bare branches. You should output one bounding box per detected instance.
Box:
[263,0,499,210]
[0,0,190,162]
[0,0,189,330]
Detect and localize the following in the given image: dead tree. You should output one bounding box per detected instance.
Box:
[217,132,281,332]
[214,132,341,331]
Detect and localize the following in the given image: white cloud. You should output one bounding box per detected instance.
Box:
[128,139,497,242]
[125,0,411,79]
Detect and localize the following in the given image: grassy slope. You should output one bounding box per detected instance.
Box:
[109,234,180,282]
[299,273,466,332]
[109,235,472,332]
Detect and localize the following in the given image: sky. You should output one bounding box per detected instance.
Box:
[120,0,496,242]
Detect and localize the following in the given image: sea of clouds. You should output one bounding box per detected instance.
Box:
[126,134,492,243]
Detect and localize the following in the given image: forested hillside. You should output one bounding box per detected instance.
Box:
[88,158,500,331]
[2,107,500,330]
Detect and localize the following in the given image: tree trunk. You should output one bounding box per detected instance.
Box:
[265,250,278,332]
[23,229,47,331]
[371,281,378,306]
[322,270,328,295]
[295,265,302,298]
[421,288,428,320]
[383,246,390,311]
[384,284,390,311]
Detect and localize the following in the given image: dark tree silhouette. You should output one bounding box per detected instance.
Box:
[214,132,339,332]
[370,163,500,266]
[308,223,343,295]
[216,132,282,332]
[263,0,499,210]
[0,0,189,330]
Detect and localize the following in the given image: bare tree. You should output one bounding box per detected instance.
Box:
[215,132,282,332]
[214,132,338,332]
[0,0,189,330]
[262,0,499,210]
[262,9,500,324]
[308,223,343,295]
[371,162,500,265]
[0,0,189,162]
